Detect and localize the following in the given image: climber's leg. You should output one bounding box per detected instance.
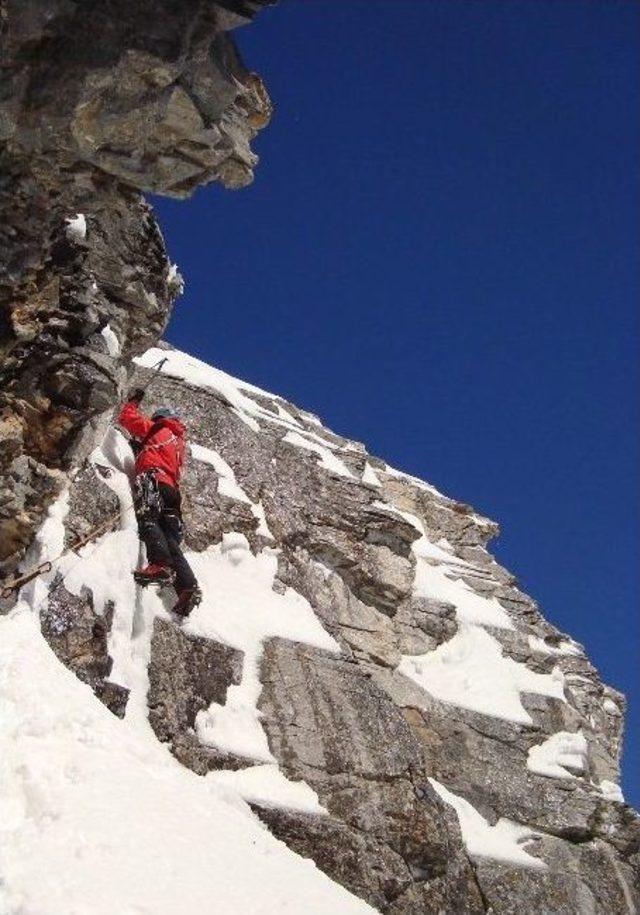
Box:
[158,484,198,594]
[134,473,174,584]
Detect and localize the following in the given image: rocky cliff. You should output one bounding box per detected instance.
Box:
[2,342,638,913]
[1,3,638,914]
[0,0,272,580]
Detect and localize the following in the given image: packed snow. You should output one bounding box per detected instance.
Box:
[382,463,444,497]
[189,533,340,762]
[191,442,253,503]
[0,612,374,915]
[283,430,355,478]
[386,486,573,728]
[603,697,621,716]
[527,731,588,779]
[17,488,70,612]
[428,778,545,869]
[375,501,513,630]
[100,322,121,356]
[599,780,625,803]
[64,212,87,240]
[528,635,582,657]
[190,441,273,537]
[207,764,327,815]
[399,624,566,725]
[415,564,513,629]
[362,463,382,487]
[166,261,185,295]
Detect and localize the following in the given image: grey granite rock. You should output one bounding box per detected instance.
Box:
[147,616,243,751]
[41,582,129,717]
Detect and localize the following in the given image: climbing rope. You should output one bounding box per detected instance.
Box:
[1,503,133,600]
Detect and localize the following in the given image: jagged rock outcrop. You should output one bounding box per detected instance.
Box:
[20,346,635,913]
[0,0,272,580]
[148,617,247,773]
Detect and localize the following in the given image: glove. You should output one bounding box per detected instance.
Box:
[127,387,145,404]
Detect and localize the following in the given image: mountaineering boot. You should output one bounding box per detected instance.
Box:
[133,563,175,586]
[172,587,202,618]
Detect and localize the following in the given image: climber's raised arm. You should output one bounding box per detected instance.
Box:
[117,389,152,441]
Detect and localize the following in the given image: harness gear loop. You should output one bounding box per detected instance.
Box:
[134,470,161,519]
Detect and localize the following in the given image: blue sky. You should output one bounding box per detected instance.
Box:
[155,1,639,805]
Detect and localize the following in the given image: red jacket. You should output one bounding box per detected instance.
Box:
[118,401,186,489]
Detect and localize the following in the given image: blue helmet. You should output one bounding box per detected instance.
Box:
[152,407,180,421]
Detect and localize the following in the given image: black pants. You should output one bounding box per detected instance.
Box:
[137,481,197,592]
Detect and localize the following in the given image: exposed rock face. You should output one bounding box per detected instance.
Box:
[0,0,273,194]
[257,640,485,913]
[0,0,272,580]
[41,580,129,717]
[148,617,246,774]
[27,349,637,913]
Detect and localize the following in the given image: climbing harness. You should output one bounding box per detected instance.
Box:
[134,470,162,519]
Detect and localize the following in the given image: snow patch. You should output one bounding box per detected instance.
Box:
[528,635,582,657]
[415,564,513,629]
[382,463,444,497]
[373,502,515,629]
[207,764,327,815]
[300,410,324,427]
[375,502,512,630]
[100,323,120,356]
[283,431,355,478]
[429,778,545,869]
[18,489,70,611]
[250,501,275,540]
[599,780,625,803]
[89,429,136,526]
[166,262,185,295]
[64,212,86,240]
[188,534,340,763]
[603,697,621,716]
[191,442,252,504]
[527,731,588,779]
[399,624,565,725]
[274,402,302,427]
[362,463,382,487]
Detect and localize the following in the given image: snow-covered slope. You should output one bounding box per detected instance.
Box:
[0,613,372,915]
[1,344,637,914]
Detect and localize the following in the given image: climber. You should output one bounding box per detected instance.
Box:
[117,388,201,618]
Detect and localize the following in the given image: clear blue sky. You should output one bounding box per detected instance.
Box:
[155,0,639,805]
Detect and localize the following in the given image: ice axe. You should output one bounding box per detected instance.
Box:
[124,355,169,404]
[116,355,169,431]
[140,355,169,396]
